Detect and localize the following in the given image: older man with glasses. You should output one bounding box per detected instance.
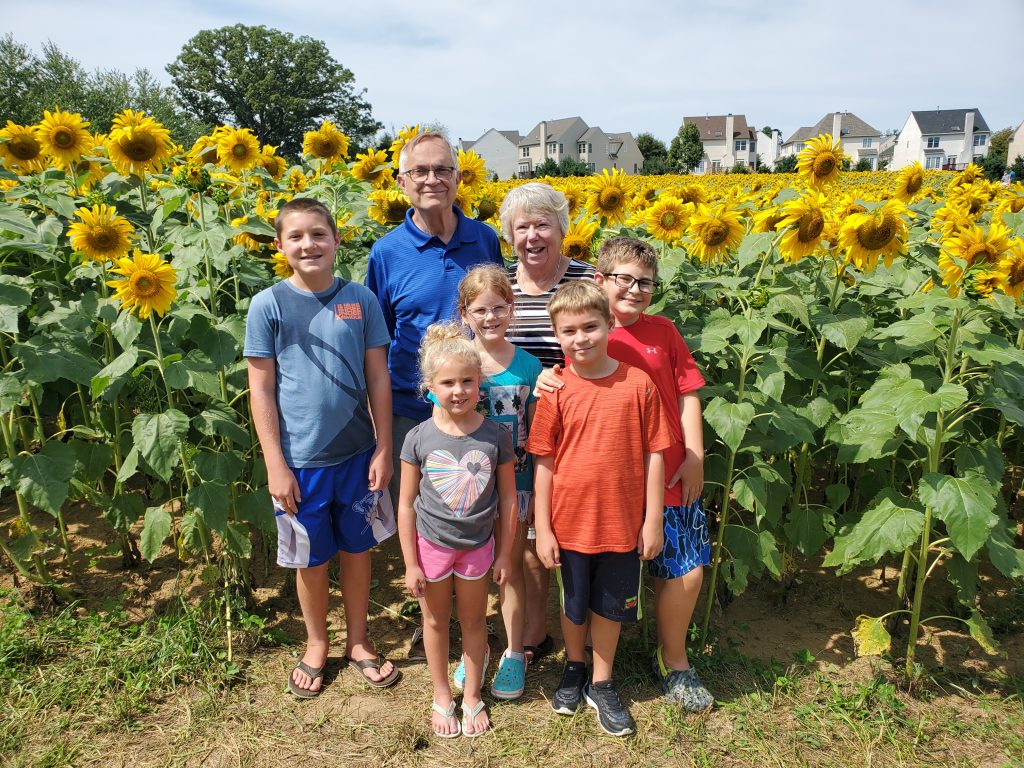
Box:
[366,132,504,656]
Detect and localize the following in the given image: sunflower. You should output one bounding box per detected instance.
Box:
[673,184,706,206]
[796,134,849,188]
[560,218,601,261]
[894,162,925,203]
[997,241,1024,304]
[473,192,499,223]
[231,216,262,251]
[106,111,173,175]
[945,183,989,218]
[257,145,287,180]
[777,191,829,263]
[994,184,1024,217]
[950,163,984,188]
[36,109,91,169]
[0,121,45,173]
[584,168,633,225]
[215,127,261,174]
[350,148,393,187]
[271,251,293,279]
[389,124,420,167]
[752,206,785,233]
[645,196,690,244]
[188,133,221,165]
[930,202,973,239]
[68,204,135,263]
[971,269,1004,298]
[457,149,487,190]
[560,179,585,217]
[943,221,1013,268]
[368,188,411,225]
[838,200,909,272]
[106,250,177,319]
[686,203,745,264]
[303,120,349,166]
[285,168,309,193]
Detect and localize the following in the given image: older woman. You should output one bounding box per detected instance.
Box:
[499,182,596,662]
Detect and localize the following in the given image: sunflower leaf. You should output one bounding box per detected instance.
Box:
[852,615,891,657]
[140,506,172,563]
[132,410,190,482]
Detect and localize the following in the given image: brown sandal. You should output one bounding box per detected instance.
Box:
[345,655,402,688]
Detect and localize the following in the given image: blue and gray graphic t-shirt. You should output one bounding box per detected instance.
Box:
[244,277,390,468]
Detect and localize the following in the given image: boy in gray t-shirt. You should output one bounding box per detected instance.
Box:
[245,198,399,698]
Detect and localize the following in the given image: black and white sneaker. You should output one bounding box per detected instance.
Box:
[584,679,636,736]
[551,661,588,714]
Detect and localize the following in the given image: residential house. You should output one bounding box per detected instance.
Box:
[1006,121,1024,168]
[781,112,882,169]
[890,108,991,171]
[682,114,759,173]
[515,117,588,177]
[577,128,645,175]
[465,117,645,178]
[878,132,898,171]
[458,129,522,180]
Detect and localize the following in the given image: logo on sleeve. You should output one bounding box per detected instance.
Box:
[334,303,363,320]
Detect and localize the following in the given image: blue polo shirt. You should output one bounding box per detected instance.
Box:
[366,207,503,419]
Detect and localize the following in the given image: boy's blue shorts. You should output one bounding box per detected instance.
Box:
[274,448,396,569]
[648,499,711,580]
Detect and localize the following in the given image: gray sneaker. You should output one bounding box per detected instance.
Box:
[653,648,714,712]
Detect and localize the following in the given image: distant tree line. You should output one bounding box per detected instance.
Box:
[0,25,381,159]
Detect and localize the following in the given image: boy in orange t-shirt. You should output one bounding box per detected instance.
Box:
[527,280,671,738]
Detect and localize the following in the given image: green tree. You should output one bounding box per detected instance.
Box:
[979,127,1013,180]
[668,122,703,173]
[0,34,38,124]
[761,126,777,138]
[534,157,560,177]
[557,155,591,177]
[642,156,673,175]
[636,132,667,162]
[853,158,873,172]
[167,24,380,157]
[775,155,798,173]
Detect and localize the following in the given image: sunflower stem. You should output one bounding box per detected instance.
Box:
[137,174,156,252]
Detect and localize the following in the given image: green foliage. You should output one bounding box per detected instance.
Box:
[533,156,591,177]
[775,155,798,173]
[636,132,667,163]
[0,35,205,144]
[668,122,704,173]
[167,24,381,156]
[854,158,874,172]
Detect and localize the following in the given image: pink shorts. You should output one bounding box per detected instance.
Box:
[416,534,494,582]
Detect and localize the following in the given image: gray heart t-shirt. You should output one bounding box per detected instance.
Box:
[400,418,514,550]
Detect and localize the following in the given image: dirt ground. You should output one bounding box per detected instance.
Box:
[3,500,1023,768]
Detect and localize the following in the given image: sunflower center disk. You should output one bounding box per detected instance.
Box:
[798,212,825,242]
[703,222,730,247]
[661,213,677,228]
[12,139,40,160]
[54,130,75,149]
[233,144,248,158]
[599,189,621,209]
[964,243,997,266]
[92,231,115,250]
[857,218,897,251]
[130,272,159,298]
[813,154,836,177]
[126,135,158,162]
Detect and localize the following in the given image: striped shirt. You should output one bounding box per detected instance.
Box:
[506,259,597,369]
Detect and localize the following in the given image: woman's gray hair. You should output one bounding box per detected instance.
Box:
[498,182,570,244]
[398,131,460,174]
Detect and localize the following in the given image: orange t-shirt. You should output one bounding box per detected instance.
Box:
[526,362,673,553]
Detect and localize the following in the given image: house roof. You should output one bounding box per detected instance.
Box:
[580,127,603,141]
[783,127,814,146]
[912,108,990,134]
[498,130,523,144]
[520,117,585,146]
[683,114,750,141]
[810,112,880,138]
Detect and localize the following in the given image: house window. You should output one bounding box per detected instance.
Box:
[926,136,940,149]
[547,142,557,154]
[578,142,587,154]
[698,160,706,172]
[586,162,595,172]
[862,138,872,148]
[735,139,747,152]
[521,147,529,157]
[560,143,564,153]
[711,160,722,171]
[633,163,638,173]
[925,155,943,170]
[973,134,986,147]
[518,162,531,175]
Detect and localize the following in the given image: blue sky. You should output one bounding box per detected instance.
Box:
[7,0,1023,145]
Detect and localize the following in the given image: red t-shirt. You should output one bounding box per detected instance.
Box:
[608,314,705,506]
[526,362,673,553]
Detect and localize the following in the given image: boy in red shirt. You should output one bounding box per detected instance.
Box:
[528,280,671,737]
[538,237,712,712]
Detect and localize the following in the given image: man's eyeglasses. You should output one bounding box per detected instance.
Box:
[465,304,512,320]
[602,273,658,294]
[403,166,455,183]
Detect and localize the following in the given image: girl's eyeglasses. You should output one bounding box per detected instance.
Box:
[465,303,512,320]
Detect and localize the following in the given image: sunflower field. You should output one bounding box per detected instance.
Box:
[1,109,1024,675]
